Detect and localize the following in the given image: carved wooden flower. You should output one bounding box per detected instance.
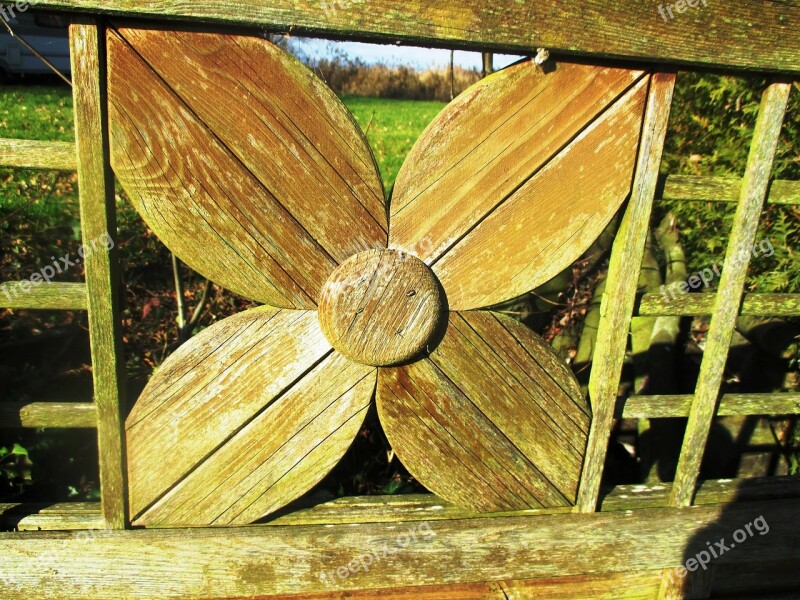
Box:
[109,25,651,527]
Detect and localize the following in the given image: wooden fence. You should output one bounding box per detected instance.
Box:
[1,1,799,598]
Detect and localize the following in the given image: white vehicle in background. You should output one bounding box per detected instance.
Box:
[0,11,70,82]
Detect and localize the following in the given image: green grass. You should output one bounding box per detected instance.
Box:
[342,94,446,194]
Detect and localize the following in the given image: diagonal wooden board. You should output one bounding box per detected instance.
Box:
[377,311,591,512]
[389,60,649,310]
[107,25,387,309]
[126,307,376,527]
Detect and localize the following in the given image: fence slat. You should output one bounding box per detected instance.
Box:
[669,81,792,509]
[0,138,77,171]
[70,18,128,530]
[0,282,87,310]
[638,292,800,317]
[576,72,676,513]
[0,402,97,428]
[617,394,800,419]
[32,0,800,74]
[660,175,800,206]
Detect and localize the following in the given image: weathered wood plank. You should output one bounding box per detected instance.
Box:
[31,0,800,74]
[0,282,87,310]
[6,476,800,532]
[1,503,105,531]
[0,402,97,428]
[0,138,77,171]
[377,311,590,512]
[1,499,798,598]
[70,18,128,530]
[389,60,647,310]
[670,82,792,508]
[577,72,676,513]
[617,394,800,419]
[660,175,800,206]
[638,293,800,317]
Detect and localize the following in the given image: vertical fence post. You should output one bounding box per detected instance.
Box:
[70,17,128,529]
[576,71,677,513]
[669,81,792,509]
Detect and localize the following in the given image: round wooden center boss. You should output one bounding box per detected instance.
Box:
[318,249,444,366]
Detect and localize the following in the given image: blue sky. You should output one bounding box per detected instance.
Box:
[293,38,524,71]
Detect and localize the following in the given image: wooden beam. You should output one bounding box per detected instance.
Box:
[578,72,676,513]
[670,81,792,509]
[0,402,97,428]
[638,293,800,317]
[0,282,87,310]
[617,394,800,419]
[31,0,800,74]
[0,138,77,170]
[0,499,798,597]
[660,175,800,206]
[70,19,129,530]
[5,476,799,531]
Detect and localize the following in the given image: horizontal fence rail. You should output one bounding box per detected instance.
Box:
[638,292,800,317]
[0,138,77,171]
[617,394,800,419]
[0,402,98,429]
[0,282,88,310]
[32,0,800,74]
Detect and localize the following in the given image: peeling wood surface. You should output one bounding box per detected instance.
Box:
[126,306,378,527]
[390,60,648,309]
[107,26,386,309]
[377,311,590,512]
[31,0,800,74]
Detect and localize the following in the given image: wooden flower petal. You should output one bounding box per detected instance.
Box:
[126,307,376,526]
[377,311,590,512]
[389,60,649,310]
[108,26,386,308]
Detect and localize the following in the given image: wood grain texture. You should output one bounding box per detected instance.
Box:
[578,72,677,513]
[318,249,443,366]
[618,393,800,419]
[7,475,800,532]
[377,311,590,512]
[30,0,800,74]
[0,282,87,310]
[0,138,77,171]
[0,402,97,428]
[638,292,800,317]
[670,82,792,509]
[1,498,798,598]
[114,25,387,260]
[126,306,377,527]
[107,28,383,309]
[661,175,800,206]
[70,19,129,530]
[389,60,648,309]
